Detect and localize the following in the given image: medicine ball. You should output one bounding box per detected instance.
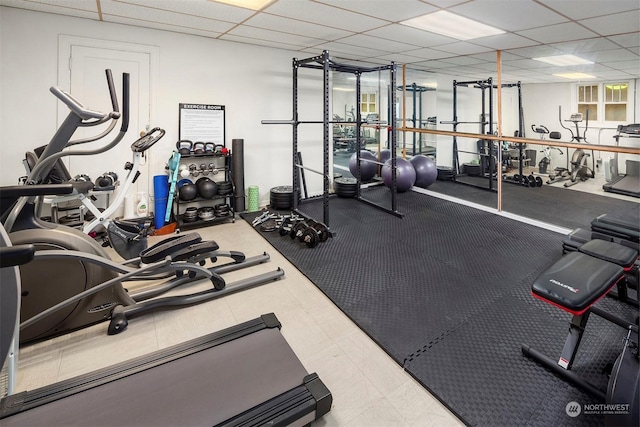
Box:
[197,177,218,199]
[178,183,198,201]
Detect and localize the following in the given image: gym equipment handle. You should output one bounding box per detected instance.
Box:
[49,86,107,121]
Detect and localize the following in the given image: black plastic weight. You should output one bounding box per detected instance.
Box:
[535,176,543,187]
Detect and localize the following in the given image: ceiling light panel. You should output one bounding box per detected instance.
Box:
[401,11,505,41]
[532,54,594,66]
[553,72,597,79]
[209,0,273,11]
[364,24,457,48]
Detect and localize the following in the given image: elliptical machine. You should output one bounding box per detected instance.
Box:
[557,106,595,187]
[1,69,283,343]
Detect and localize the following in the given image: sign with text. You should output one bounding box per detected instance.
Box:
[178,103,225,146]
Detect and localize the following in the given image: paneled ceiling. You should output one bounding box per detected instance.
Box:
[1,0,638,83]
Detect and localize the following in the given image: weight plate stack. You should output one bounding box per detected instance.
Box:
[213,203,230,217]
[270,186,296,210]
[464,163,482,177]
[334,177,357,198]
[216,181,233,196]
[437,166,454,181]
[197,206,214,220]
[182,207,199,223]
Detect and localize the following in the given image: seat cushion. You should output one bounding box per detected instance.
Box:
[578,239,638,268]
[532,252,623,314]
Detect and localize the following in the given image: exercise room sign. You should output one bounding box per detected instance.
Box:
[178,103,225,146]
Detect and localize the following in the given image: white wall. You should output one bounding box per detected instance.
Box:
[0,7,317,207]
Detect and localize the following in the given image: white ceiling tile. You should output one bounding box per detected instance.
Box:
[227,25,328,47]
[113,0,254,23]
[335,34,420,54]
[438,56,488,66]
[218,34,303,50]
[104,15,223,37]
[400,47,460,60]
[363,24,457,48]
[448,0,568,32]
[262,0,387,32]
[594,70,638,79]
[504,45,565,59]
[431,41,494,56]
[373,52,433,64]
[102,0,237,33]
[607,33,640,48]
[582,48,639,62]
[411,60,469,69]
[602,59,640,72]
[537,0,639,20]
[516,22,599,44]
[315,41,389,58]
[0,0,98,18]
[580,11,640,36]
[549,37,622,55]
[472,33,539,50]
[313,0,438,22]
[244,13,353,40]
[503,58,559,70]
[467,51,521,61]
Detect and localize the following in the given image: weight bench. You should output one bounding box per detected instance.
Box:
[522,251,638,403]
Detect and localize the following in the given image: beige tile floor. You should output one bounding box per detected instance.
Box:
[11,219,464,427]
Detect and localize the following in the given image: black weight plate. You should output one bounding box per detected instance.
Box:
[528,175,536,187]
[313,222,330,242]
[290,222,307,239]
[301,227,319,248]
[535,176,543,187]
[270,185,294,194]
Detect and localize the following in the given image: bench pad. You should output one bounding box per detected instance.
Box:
[532,252,623,314]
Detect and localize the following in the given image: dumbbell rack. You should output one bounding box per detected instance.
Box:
[173,152,235,231]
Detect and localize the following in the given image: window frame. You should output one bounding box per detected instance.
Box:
[572,80,635,126]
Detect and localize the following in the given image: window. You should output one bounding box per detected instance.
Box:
[360,93,376,114]
[576,81,632,123]
[604,83,628,121]
[577,84,598,121]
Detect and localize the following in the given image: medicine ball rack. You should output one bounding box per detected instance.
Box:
[441,78,525,192]
[173,151,235,231]
[262,50,404,231]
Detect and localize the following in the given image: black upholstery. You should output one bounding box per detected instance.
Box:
[532,252,623,314]
[578,239,638,268]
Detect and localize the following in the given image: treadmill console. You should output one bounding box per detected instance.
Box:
[617,123,640,136]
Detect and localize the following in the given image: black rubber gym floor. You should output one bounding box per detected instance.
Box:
[429,176,639,231]
[243,188,638,426]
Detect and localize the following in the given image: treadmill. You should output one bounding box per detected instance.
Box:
[0,218,332,426]
[0,314,332,427]
[603,124,640,198]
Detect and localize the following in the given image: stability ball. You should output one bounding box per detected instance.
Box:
[377,149,391,165]
[382,157,416,192]
[349,150,377,181]
[410,155,438,188]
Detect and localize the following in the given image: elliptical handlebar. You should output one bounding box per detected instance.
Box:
[26,71,130,185]
[49,86,109,121]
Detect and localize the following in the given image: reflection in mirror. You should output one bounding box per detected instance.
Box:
[331,68,437,183]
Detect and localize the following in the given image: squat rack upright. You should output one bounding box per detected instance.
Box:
[263,50,402,228]
[441,78,524,192]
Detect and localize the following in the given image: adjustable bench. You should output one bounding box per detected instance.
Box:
[522,251,635,400]
[577,239,639,307]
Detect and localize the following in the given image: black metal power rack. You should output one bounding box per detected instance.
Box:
[262,50,403,230]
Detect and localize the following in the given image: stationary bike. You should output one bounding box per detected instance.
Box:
[2,70,282,343]
[531,124,567,182]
